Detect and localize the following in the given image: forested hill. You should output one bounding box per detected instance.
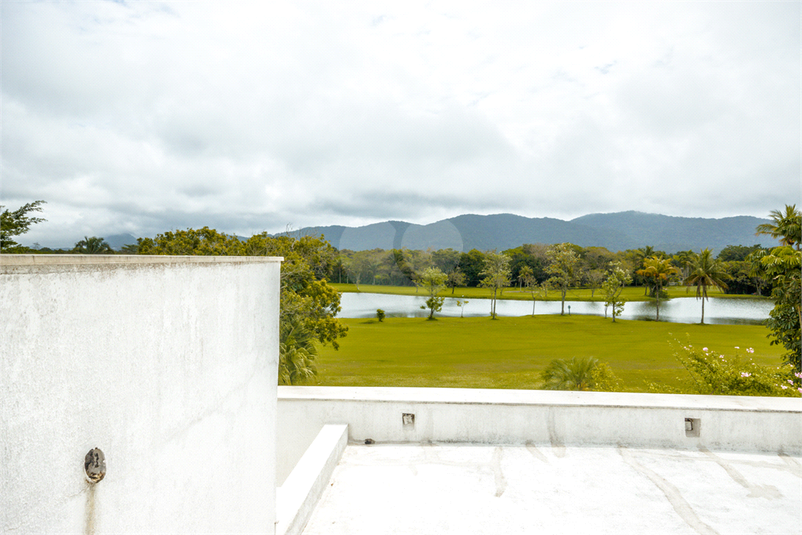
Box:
[282,211,777,253]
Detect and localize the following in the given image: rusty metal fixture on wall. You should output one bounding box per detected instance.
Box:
[84,448,106,483]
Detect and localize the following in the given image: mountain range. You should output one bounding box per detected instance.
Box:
[280,211,777,253]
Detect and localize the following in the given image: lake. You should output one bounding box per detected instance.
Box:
[339,292,772,325]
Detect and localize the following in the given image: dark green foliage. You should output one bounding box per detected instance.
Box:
[718,244,762,262]
[458,249,486,287]
[0,200,46,252]
[376,309,385,322]
[541,356,620,391]
[751,205,801,372]
[73,236,113,254]
[722,260,767,295]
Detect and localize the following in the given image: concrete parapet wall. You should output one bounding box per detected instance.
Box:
[276,424,348,535]
[1,255,281,534]
[278,386,802,480]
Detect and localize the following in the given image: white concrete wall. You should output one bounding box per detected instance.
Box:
[1,255,281,534]
[276,424,348,535]
[277,387,802,479]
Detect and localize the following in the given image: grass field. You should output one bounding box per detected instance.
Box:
[315,315,782,392]
[329,283,764,302]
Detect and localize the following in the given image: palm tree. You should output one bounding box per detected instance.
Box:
[278,315,318,385]
[684,249,729,324]
[636,245,655,295]
[636,256,679,321]
[541,356,600,391]
[756,204,801,250]
[73,236,113,254]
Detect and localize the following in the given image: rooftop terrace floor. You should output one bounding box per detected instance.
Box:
[302,443,801,535]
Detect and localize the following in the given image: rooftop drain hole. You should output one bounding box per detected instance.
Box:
[84,448,106,483]
[402,413,415,427]
[685,418,701,438]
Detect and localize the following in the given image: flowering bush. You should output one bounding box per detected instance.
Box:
[671,343,801,397]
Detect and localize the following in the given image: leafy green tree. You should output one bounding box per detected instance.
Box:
[546,243,579,315]
[0,200,46,252]
[445,269,466,295]
[431,248,461,273]
[138,227,244,255]
[480,251,511,320]
[717,244,762,262]
[73,236,113,254]
[602,261,632,323]
[376,309,385,322]
[684,249,729,324]
[459,249,486,287]
[521,266,540,315]
[391,249,420,288]
[585,268,607,298]
[636,256,679,321]
[722,259,768,295]
[505,245,547,288]
[418,266,448,320]
[541,356,620,391]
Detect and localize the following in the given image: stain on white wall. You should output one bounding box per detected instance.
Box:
[1,256,281,534]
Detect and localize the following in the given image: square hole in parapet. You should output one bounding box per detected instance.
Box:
[685,418,701,437]
[402,413,415,426]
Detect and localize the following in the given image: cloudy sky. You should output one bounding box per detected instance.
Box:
[2,1,799,247]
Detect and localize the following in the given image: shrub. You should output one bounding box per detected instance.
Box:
[670,342,801,397]
[376,309,385,322]
[541,356,621,391]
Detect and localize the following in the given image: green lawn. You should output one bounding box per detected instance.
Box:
[315,315,782,392]
[330,283,765,302]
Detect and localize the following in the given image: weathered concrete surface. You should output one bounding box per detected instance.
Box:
[302,444,802,535]
[278,386,802,484]
[1,255,281,534]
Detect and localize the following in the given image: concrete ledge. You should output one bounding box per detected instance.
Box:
[278,387,802,457]
[276,424,349,535]
[0,254,282,274]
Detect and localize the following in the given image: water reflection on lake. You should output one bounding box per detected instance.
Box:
[339,292,772,325]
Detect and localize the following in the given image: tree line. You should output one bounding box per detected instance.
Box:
[3,201,799,374]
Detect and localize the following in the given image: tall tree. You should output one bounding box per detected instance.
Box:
[636,256,679,321]
[546,243,580,315]
[459,249,487,287]
[522,267,540,316]
[603,261,632,323]
[0,200,46,252]
[684,249,729,324]
[752,205,802,371]
[480,251,511,320]
[418,266,448,320]
[73,236,113,254]
[755,204,801,249]
[446,269,466,295]
[585,268,607,298]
